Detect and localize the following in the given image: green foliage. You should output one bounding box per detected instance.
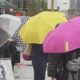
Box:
[26,0,48,16]
[6,0,12,3]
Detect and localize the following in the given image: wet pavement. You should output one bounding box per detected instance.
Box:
[14,61,51,80]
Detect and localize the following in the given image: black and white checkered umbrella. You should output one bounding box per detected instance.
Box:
[12,16,29,52]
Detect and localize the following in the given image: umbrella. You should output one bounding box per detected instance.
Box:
[0,27,9,48]
[12,16,29,52]
[43,16,80,53]
[19,11,67,44]
[0,14,21,36]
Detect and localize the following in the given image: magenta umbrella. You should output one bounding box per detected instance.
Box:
[43,16,80,53]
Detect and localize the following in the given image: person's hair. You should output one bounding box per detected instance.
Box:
[55,24,60,28]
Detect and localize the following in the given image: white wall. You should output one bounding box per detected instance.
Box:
[57,0,70,11]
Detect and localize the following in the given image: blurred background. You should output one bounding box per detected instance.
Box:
[0,0,80,17]
[0,0,80,80]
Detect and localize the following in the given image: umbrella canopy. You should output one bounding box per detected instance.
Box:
[0,14,21,36]
[43,16,80,53]
[19,11,67,44]
[0,27,9,47]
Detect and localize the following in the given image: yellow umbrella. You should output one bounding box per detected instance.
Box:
[19,11,67,44]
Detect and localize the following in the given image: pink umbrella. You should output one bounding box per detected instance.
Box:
[43,16,80,53]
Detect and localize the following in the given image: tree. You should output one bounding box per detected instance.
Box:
[26,0,47,16]
[6,0,12,3]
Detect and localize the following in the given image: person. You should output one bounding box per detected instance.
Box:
[9,40,20,67]
[67,48,80,80]
[11,16,30,65]
[47,24,72,80]
[48,48,80,80]
[48,51,73,80]
[0,38,20,68]
[31,44,47,80]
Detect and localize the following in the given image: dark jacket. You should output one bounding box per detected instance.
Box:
[0,40,20,67]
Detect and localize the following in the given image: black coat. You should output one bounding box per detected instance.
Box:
[0,40,20,67]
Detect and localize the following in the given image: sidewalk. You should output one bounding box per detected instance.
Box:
[14,61,51,80]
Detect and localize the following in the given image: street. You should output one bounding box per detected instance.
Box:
[14,61,51,80]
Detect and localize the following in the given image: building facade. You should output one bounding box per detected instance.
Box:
[47,0,57,10]
[70,0,80,10]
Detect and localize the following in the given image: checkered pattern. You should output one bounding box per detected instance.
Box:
[12,16,29,52]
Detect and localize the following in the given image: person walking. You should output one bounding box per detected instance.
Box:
[31,44,47,80]
[48,52,73,80]
[47,24,72,80]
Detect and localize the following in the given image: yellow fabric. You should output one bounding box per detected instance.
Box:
[66,41,69,52]
[19,11,67,44]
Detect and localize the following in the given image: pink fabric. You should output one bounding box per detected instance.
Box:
[43,16,80,53]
